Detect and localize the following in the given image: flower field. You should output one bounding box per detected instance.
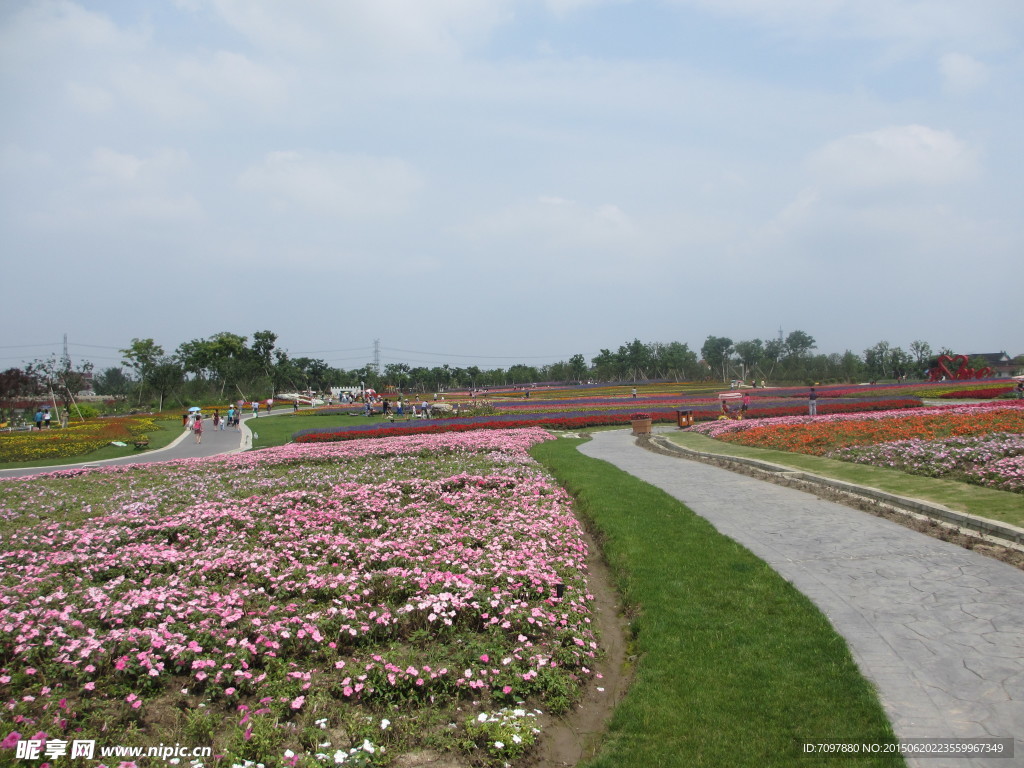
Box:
[687,403,1024,493]
[294,398,920,443]
[0,417,158,464]
[0,429,598,766]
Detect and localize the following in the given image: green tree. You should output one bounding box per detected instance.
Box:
[701,336,734,382]
[121,338,166,405]
[732,339,764,381]
[92,367,134,397]
[784,330,816,359]
[568,354,588,382]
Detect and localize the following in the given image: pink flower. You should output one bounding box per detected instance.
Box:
[290,695,304,710]
[1,731,22,749]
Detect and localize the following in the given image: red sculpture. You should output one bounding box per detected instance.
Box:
[927,354,993,381]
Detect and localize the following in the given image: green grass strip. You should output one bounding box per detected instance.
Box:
[531,436,904,768]
[664,432,1024,529]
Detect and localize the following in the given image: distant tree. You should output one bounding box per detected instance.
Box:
[888,346,913,379]
[701,336,734,382]
[617,339,652,381]
[732,339,764,381]
[863,341,891,380]
[568,354,588,382]
[506,364,539,385]
[652,342,699,381]
[148,361,184,412]
[909,340,932,367]
[784,330,816,359]
[0,367,42,419]
[92,367,134,397]
[838,350,865,382]
[591,349,617,381]
[28,355,94,415]
[121,338,165,405]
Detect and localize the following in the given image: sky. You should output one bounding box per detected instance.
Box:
[2,0,1022,374]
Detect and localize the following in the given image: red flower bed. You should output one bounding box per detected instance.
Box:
[294,399,920,443]
[937,387,1016,399]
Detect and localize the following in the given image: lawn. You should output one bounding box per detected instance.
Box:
[531,436,903,768]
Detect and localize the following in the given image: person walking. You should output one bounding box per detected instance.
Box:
[42,408,51,428]
[808,387,818,417]
[192,413,204,444]
[33,408,43,431]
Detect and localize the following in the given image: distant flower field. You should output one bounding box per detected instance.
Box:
[687,403,1024,494]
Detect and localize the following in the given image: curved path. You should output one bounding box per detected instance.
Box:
[0,410,268,479]
[579,428,1023,768]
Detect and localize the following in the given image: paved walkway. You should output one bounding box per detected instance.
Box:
[0,410,270,479]
[579,428,1024,768]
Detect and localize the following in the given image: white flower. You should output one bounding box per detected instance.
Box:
[380,718,391,730]
[477,712,488,722]
[512,735,522,744]
[494,741,505,749]
[333,750,348,765]
[361,739,375,754]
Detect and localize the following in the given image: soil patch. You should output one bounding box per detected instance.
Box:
[532,525,632,767]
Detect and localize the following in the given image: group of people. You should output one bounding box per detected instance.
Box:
[719,393,752,420]
[32,407,52,430]
[30,407,70,429]
[184,405,246,444]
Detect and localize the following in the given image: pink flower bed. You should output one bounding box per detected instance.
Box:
[0,428,597,763]
[686,402,1024,440]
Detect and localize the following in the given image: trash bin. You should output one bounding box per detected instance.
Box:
[676,409,694,428]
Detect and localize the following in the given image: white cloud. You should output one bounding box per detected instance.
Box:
[238,151,422,218]
[939,52,990,94]
[65,82,114,114]
[807,125,978,191]
[459,195,637,256]
[207,0,514,62]
[543,0,631,17]
[667,0,1022,50]
[76,147,201,222]
[0,0,147,65]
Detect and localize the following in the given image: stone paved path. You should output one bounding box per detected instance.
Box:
[578,429,1024,768]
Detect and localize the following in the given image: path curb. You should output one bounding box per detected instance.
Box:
[648,434,1024,548]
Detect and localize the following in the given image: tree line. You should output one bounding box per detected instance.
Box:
[1,330,1015,414]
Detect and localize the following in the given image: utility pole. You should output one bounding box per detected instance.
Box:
[373,339,381,375]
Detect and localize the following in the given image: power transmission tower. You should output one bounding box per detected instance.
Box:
[373,339,381,375]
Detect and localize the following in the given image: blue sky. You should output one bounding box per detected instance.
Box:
[2,0,1021,373]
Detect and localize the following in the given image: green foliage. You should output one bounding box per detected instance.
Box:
[531,437,903,768]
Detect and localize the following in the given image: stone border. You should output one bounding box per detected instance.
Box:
[646,434,1024,549]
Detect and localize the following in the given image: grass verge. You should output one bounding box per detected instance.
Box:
[530,435,904,768]
[663,431,1024,529]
